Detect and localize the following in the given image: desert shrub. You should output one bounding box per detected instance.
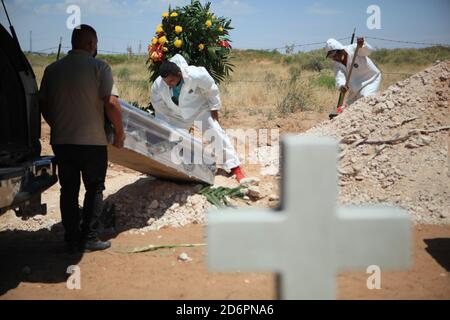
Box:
[282,49,332,72]
[277,78,312,116]
[117,67,132,80]
[371,46,450,65]
[311,74,335,90]
[231,49,283,63]
[98,54,129,65]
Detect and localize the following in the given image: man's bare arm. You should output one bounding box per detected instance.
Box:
[103,95,125,149]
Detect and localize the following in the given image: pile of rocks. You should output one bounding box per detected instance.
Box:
[0,215,58,232]
[106,177,212,233]
[306,61,449,224]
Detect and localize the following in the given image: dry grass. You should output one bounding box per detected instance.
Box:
[27,49,446,130]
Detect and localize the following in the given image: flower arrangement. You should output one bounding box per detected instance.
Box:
[147,0,234,83]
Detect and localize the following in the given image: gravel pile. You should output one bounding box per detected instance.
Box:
[306,61,449,224]
[106,177,212,233]
[0,215,58,232]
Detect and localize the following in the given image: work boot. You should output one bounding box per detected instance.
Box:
[231,166,246,183]
[83,239,111,252]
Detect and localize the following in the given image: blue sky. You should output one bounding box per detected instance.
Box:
[1,0,449,54]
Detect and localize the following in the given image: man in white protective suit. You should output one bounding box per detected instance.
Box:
[325,37,382,106]
[150,54,246,182]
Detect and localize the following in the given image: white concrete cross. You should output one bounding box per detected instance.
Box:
[207,136,411,300]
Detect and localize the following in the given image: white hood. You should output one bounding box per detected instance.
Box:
[325,38,345,53]
[169,54,189,71]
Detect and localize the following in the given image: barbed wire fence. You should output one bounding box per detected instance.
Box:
[28,35,450,55]
[27,36,449,84]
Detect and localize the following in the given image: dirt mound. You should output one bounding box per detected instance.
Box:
[306,61,450,224]
[105,177,212,233]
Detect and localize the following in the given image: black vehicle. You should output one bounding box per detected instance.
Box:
[0,2,57,218]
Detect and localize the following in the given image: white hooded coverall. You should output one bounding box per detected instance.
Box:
[150,54,240,171]
[327,39,382,105]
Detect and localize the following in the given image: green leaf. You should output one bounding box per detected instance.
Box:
[147,0,233,84]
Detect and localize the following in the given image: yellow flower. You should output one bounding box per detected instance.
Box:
[205,20,212,28]
[170,12,178,17]
[152,37,158,45]
[218,26,224,32]
[158,36,167,45]
[212,15,216,19]
[162,12,169,18]
[198,43,205,51]
[163,47,168,52]
[174,39,183,48]
[156,25,164,34]
[175,25,183,34]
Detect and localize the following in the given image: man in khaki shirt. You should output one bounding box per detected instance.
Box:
[40,24,125,253]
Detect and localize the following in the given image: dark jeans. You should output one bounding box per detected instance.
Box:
[52,145,107,243]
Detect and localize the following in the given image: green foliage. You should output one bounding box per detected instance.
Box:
[370,46,450,65]
[147,0,234,84]
[231,49,283,63]
[311,73,335,90]
[283,49,332,72]
[199,186,245,207]
[117,67,132,80]
[281,46,450,73]
[98,54,129,65]
[277,77,312,116]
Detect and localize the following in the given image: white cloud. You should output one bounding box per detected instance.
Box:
[307,3,343,16]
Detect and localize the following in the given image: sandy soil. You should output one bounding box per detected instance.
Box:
[0,224,448,300]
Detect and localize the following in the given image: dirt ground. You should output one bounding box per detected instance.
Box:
[0,223,448,300]
[0,125,449,300]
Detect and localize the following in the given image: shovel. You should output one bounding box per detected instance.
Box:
[329,42,361,120]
